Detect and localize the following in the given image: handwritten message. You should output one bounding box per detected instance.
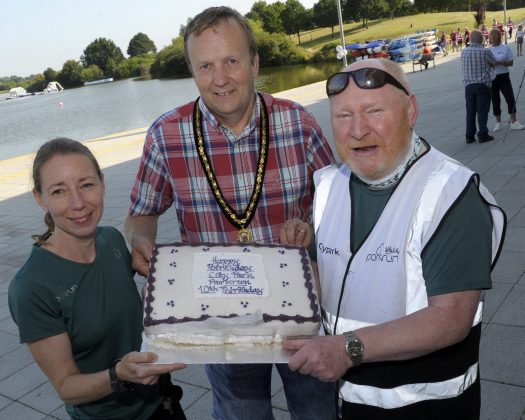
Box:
[192,252,268,298]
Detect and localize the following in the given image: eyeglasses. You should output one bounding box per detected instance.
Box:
[326,68,410,97]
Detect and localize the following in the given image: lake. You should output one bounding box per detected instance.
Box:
[0,62,341,160]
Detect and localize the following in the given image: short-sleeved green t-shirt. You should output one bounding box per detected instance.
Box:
[311,176,493,296]
[8,226,162,419]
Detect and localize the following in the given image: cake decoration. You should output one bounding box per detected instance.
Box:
[142,242,320,362]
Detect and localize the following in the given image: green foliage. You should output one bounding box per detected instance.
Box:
[127,32,157,57]
[313,0,340,38]
[43,68,58,83]
[59,60,84,87]
[150,37,190,78]
[179,17,192,38]
[26,74,46,93]
[282,0,309,43]
[113,61,131,79]
[251,20,309,66]
[247,1,285,33]
[81,38,125,77]
[81,64,104,83]
[474,1,487,26]
[310,41,340,62]
[385,0,408,18]
[0,75,33,90]
[126,55,156,78]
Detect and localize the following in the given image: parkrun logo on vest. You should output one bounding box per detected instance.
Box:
[318,243,340,255]
[365,243,399,263]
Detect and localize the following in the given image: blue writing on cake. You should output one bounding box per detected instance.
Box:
[193,252,269,298]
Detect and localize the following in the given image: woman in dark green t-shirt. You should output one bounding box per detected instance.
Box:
[8,138,186,420]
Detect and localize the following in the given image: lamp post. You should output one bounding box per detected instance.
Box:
[504,0,507,44]
[336,0,347,67]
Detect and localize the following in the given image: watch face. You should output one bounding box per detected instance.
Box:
[344,332,363,366]
[348,340,361,355]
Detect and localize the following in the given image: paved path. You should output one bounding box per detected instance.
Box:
[1,48,524,419]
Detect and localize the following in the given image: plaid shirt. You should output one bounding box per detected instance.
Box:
[461,43,497,87]
[129,93,335,243]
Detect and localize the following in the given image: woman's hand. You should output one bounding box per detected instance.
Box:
[27,334,186,406]
[115,351,186,385]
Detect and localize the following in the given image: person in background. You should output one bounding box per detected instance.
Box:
[419,42,433,69]
[8,138,187,420]
[481,23,490,46]
[461,29,497,144]
[489,29,525,132]
[515,24,524,56]
[450,29,458,52]
[439,31,448,55]
[497,21,505,39]
[507,17,514,39]
[457,27,464,50]
[464,27,471,47]
[282,58,506,420]
[124,6,337,420]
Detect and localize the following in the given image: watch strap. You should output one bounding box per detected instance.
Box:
[109,358,135,393]
[343,330,364,367]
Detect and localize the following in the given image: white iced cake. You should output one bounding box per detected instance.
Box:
[143,242,320,351]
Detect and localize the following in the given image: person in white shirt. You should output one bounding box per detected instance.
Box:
[515,24,524,56]
[489,29,525,132]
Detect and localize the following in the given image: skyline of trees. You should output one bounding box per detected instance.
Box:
[2,0,521,90]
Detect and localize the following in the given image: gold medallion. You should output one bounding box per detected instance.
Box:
[236,228,253,243]
[193,94,269,242]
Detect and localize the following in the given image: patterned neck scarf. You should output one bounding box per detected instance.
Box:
[358,132,422,190]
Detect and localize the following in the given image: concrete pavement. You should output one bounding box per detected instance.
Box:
[1,48,524,419]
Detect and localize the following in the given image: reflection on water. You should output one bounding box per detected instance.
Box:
[1,62,340,160]
[257,62,342,93]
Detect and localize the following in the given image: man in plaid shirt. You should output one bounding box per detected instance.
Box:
[461,29,497,144]
[125,6,336,420]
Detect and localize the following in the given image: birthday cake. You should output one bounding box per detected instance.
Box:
[142,243,320,356]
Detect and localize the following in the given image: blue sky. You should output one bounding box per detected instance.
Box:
[2,0,316,77]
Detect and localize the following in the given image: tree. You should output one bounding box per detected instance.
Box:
[26,74,46,93]
[150,37,190,78]
[127,32,157,57]
[281,0,308,44]
[250,19,309,66]
[127,55,156,78]
[81,64,104,82]
[59,60,83,87]
[43,67,58,83]
[247,1,285,33]
[81,38,124,77]
[313,0,339,38]
[179,17,192,37]
[385,0,405,19]
[473,0,486,26]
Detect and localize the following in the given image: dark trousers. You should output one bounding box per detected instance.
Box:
[491,72,516,117]
[465,83,491,138]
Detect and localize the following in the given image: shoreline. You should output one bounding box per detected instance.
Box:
[0,49,465,201]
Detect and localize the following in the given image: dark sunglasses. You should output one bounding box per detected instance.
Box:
[326,68,410,97]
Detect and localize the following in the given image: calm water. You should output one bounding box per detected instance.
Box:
[0,62,341,160]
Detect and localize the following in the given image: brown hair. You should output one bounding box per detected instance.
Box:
[31,138,102,244]
[489,28,501,45]
[183,6,257,70]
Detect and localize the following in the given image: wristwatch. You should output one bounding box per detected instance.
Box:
[343,331,364,367]
[109,358,135,393]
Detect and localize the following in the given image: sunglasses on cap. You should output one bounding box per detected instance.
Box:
[326,68,410,97]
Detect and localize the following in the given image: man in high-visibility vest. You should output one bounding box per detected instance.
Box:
[283,58,506,420]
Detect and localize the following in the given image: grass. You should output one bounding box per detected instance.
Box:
[290,8,525,51]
